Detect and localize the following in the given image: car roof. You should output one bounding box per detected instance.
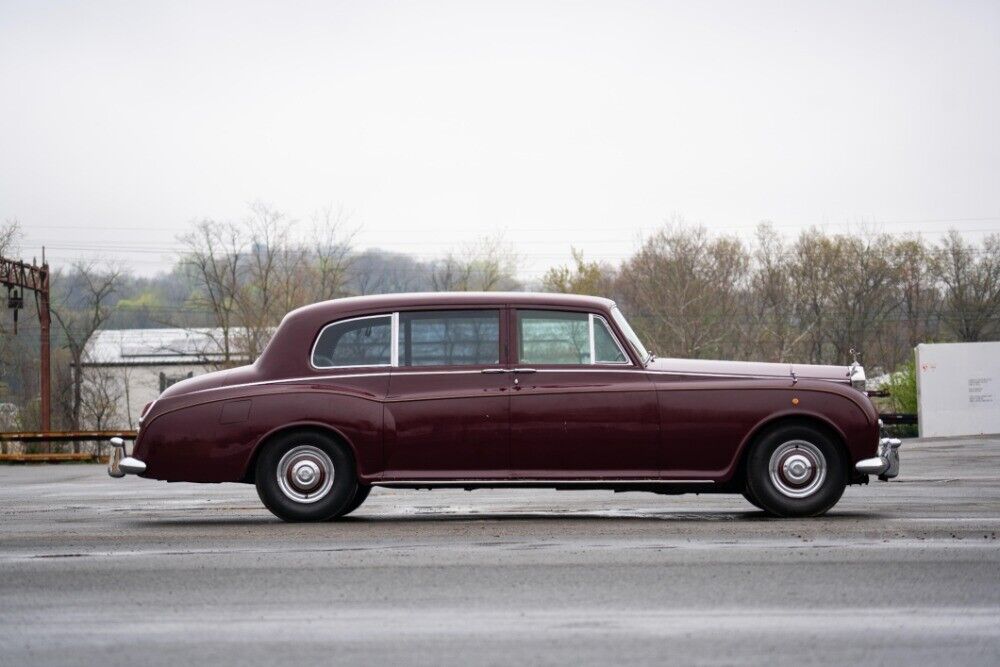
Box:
[289,291,616,319]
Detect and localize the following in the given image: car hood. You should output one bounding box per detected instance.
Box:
[645,357,852,383]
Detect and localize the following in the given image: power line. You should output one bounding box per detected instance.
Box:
[22,215,1000,233]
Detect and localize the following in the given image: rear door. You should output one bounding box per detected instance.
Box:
[383,308,511,480]
[508,308,659,479]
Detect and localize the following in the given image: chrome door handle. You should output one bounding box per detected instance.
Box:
[512,368,536,374]
[481,368,510,374]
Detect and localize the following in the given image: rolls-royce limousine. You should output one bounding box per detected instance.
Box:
[109,292,901,521]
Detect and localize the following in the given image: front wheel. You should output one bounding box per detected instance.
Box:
[744,423,846,518]
[254,430,357,522]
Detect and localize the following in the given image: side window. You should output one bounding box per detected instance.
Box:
[594,317,628,363]
[312,315,392,368]
[518,310,631,365]
[398,310,500,367]
[519,310,591,364]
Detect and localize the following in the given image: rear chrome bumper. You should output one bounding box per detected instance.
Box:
[108,437,146,478]
[856,437,902,481]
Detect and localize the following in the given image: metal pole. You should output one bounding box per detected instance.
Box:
[39,261,51,432]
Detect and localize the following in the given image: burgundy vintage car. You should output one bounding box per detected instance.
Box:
[109,292,901,521]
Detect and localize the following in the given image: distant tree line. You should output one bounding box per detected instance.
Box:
[2,209,999,433]
[543,221,1000,373]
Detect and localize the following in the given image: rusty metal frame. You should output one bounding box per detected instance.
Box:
[1,255,51,431]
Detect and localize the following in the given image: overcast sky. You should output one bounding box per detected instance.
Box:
[2,0,998,279]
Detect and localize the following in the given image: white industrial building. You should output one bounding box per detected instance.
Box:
[80,328,251,429]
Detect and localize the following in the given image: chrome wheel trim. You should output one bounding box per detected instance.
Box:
[768,439,826,499]
[276,445,335,504]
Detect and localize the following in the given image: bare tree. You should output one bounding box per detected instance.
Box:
[51,262,124,444]
[350,249,426,295]
[746,223,812,362]
[432,233,520,291]
[616,222,749,359]
[877,236,942,367]
[80,366,124,431]
[179,219,245,365]
[233,202,290,360]
[828,231,899,364]
[933,230,1000,342]
[0,218,20,255]
[309,206,357,302]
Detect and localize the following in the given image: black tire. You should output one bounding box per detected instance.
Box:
[254,429,358,522]
[744,423,846,518]
[328,484,371,520]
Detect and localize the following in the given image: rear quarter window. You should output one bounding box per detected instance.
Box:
[312,315,392,368]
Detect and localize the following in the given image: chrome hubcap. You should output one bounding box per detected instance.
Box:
[768,440,826,499]
[276,445,334,503]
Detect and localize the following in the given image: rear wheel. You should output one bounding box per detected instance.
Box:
[744,423,846,517]
[327,484,371,520]
[254,430,357,522]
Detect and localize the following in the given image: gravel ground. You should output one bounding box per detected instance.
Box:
[1,435,999,665]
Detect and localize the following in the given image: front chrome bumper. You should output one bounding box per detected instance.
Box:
[108,437,146,478]
[856,437,902,481]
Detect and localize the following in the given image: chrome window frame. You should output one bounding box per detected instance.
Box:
[312,308,632,371]
[515,309,633,367]
[310,313,395,370]
[394,308,503,369]
[591,314,630,365]
[312,309,505,370]
[610,304,650,365]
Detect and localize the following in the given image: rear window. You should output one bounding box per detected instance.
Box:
[312,315,392,368]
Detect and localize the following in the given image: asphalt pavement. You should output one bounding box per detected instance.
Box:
[1,435,999,665]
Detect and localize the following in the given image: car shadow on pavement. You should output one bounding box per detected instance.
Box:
[138,509,887,527]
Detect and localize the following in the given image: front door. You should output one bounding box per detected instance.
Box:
[508,308,659,479]
[382,308,510,480]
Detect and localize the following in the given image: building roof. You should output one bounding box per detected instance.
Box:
[82,328,251,366]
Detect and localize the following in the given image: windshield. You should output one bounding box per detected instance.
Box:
[610,305,651,364]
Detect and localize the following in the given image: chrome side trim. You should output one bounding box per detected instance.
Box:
[643,369,847,382]
[181,369,498,398]
[184,372,395,397]
[387,369,486,376]
[180,366,847,400]
[137,399,157,427]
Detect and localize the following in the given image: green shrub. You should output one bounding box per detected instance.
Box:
[887,360,918,437]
